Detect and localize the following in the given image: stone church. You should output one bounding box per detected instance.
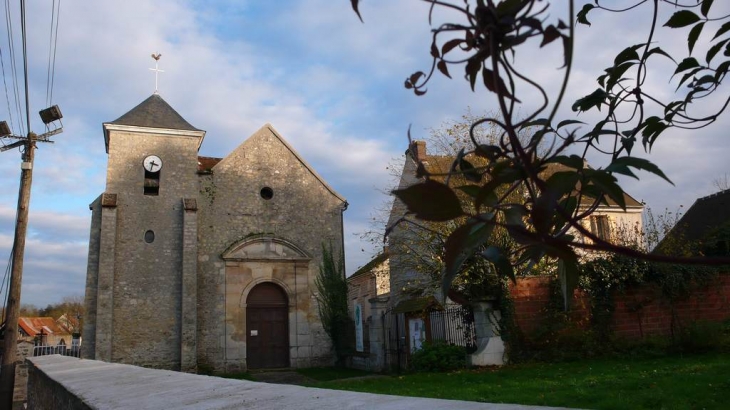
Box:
[82,93,347,373]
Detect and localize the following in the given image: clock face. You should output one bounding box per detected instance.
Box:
[143,155,162,172]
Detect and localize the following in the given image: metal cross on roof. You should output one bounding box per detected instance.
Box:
[149,53,164,94]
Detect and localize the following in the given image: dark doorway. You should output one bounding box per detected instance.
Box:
[246,282,289,369]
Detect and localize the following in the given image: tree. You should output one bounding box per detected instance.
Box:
[712,173,729,191]
[382,110,548,301]
[351,0,730,305]
[314,244,351,365]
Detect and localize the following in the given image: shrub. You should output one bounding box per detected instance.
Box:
[679,320,726,353]
[410,341,467,372]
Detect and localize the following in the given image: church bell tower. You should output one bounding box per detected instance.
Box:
[83,93,205,370]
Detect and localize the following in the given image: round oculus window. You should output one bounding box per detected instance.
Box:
[260,187,274,200]
[144,230,155,243]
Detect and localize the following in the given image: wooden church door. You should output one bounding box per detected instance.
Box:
[246,282,290,369]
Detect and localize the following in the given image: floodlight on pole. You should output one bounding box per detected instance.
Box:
[38,105,62,125]
[0,121,10,137]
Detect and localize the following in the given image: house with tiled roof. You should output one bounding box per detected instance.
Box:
[17,317,73,346]
[84,93,347,373]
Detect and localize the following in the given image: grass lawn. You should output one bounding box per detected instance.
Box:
[296,366,373,382]
[315,353,730,409]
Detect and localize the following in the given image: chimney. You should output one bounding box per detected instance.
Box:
[409,140,426,162]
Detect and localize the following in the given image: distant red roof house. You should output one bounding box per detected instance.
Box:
[18,317,73,346]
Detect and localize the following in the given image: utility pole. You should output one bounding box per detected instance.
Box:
[0,0,63,406]
[0,132,35,409]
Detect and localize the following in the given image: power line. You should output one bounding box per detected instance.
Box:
[20,0,29,134]
[4,0,23,136]
[45,0,60,109]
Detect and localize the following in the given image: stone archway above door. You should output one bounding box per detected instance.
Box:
[221,235,311,261]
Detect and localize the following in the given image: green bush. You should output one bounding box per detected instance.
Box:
[679,320,726,353]
[410,341,467,372]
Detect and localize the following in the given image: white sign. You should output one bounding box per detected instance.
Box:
[354,303,364,352]
[409,318,425,352]
[250,330,258,336]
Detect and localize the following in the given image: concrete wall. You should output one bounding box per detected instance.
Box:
[27,355,526,410]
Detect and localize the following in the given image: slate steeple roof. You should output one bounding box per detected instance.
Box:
[109,93,200,131]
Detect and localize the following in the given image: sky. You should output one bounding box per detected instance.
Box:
[0,1,728,307]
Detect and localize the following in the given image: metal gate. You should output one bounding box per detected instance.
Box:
[382,305,477,372]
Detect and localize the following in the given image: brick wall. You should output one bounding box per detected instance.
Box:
[510,274,730,339]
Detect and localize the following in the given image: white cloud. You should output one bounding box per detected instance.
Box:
[1,0,729,307]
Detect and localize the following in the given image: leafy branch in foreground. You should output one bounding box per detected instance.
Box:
[353,0,730,306]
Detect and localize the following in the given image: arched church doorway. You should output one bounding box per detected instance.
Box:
[246,282,290,369]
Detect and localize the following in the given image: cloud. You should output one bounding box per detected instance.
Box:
[2,0,729,308]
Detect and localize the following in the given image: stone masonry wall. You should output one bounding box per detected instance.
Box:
[102,130,202,369]
[196,125,345,372]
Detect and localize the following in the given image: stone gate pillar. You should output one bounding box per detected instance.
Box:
[367,296,389,372]
[468,301,506,366]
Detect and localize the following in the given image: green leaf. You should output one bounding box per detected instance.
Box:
[701,0,714,17]
[520,118,551,128]
[706,38,729,64]
[466,57,481,91]
[441,38,463,55]
[646,47,676,63]
[350,0,363,22]
[496,0,529,17]
[481,246,515,283]
[585,169,626,209]
[556,119,585,129]
[572,88,608,112]
[540,25,560,47]
[639,116,669,150]
[673,57,700,77]
[548,154,584,170]
[712,21,730,40]
[677,67,704,91]
[392,180,464,221]
[688,22,705,55]
[664,10,701,28]
[474,181,499,211]
[614,44,643,65]
[621,135,636,155]
[456,185,480,199]
[437,60,451,78]
[546,171,580,198]
[458,157,482,182]
[605,156,674,185]
[715,60,730,82]
[606,61,636,91]
[482,67,520,101]
[442,218,496,295]
[576,3,595,26]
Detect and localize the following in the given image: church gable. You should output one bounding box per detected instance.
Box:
[211,124,345,203]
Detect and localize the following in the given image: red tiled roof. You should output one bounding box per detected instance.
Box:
[198,156,222,172]
[18,317,70,337]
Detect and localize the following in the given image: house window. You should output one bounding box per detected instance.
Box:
[590,215,611,241]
